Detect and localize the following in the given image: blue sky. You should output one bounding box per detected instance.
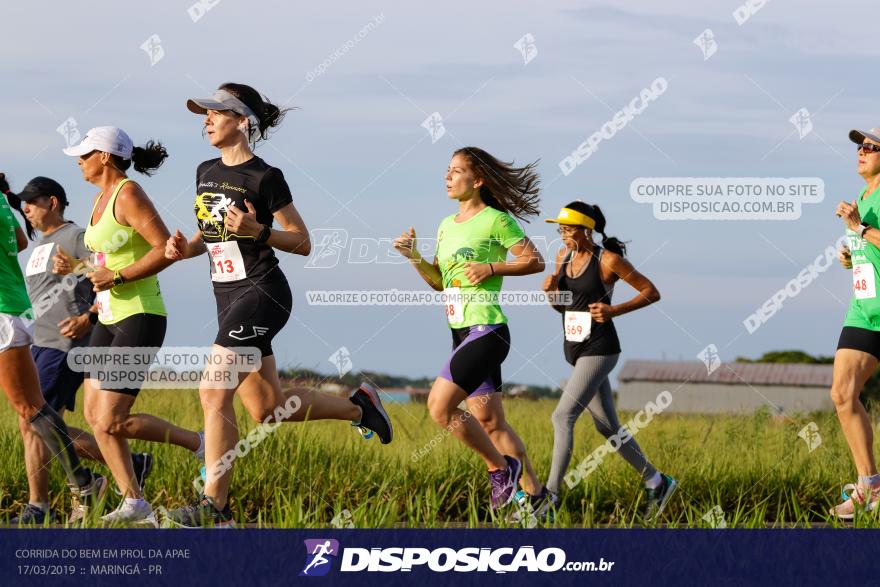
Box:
[3,1,879,388]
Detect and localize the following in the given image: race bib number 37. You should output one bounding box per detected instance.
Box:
[853,263,877,300]
[25,243,53,276]
[209,241,247,282]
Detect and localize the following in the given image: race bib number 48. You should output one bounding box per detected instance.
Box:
[209,241,247,282]
[853,263,877,300]
[444,287,464,325]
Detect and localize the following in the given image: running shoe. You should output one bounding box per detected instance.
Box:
[101,500,158,528]
[68,474,108,524]
[10,504,56,526]
[830,483,880,520]
[132,452,154,491]
[489,455,522,511]
[508,487,558,525]
[163,495,235,528]
[349,383,393,444]
[643,473,678,521]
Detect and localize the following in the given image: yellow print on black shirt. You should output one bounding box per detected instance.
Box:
[195,191,236,241]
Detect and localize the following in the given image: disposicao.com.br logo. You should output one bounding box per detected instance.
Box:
[301,540,614,575]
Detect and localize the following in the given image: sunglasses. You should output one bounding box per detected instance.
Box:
[556,225,583,234]
[858,143,880,154]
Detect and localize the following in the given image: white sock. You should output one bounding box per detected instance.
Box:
[645,472,663,489]
[124,497,147,508]
[30,502,50,512]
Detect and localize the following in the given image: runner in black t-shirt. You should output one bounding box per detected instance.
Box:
[164,82,392,527]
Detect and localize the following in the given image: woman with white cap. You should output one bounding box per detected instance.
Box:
[58,127,204,526]
[540,201,676,522]
[164,83,392,527]
[831,126,880,519]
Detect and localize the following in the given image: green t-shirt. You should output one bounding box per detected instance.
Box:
[435,206,526,328]
[844,185,880,331]
[0,196,32,316]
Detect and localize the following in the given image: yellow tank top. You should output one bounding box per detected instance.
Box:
[83,178,166,324]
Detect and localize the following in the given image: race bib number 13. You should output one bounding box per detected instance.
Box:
[209,241,247,282]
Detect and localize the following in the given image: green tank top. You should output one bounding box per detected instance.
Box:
[0,195,31,316]
[83,178,166,324]
[844,185,880,331]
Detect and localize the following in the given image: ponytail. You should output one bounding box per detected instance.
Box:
[0,173,34,240]
[599,231,626,257]
[219,82,293,144]
[131,141,169,175]
[109,140,168,177]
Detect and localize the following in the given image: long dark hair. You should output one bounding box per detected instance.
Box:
[453,147,540,221]
[0,173,35,239]
[109,140,169,177]
[564,200,627,256]
[219,82,294,143]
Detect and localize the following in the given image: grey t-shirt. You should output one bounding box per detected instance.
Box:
[23,222,95,351]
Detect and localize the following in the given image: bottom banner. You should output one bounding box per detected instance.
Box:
[1,529,875,585]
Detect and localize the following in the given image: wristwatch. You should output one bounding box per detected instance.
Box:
[255,224,271,244]
[112,269,126,287]
[859,222,871,238]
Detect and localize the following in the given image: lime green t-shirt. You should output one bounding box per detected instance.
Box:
[844,185,880,331]
[0,196,32,316]
[434,206,526,328]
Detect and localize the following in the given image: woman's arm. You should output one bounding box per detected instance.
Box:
[464,237,545,285]
[224,200,311,256]
[393,227,443,291]
[590,252,660,323]
[542,248,567,314]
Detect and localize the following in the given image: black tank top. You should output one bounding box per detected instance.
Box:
[557,247,621,364]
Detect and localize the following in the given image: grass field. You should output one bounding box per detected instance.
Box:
[1,390,878,528]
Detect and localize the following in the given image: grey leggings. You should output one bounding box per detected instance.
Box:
[546,354,657,494]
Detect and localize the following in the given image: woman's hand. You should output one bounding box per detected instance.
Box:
[589,302,615,323]
[165,229,189,260]
[393,227,419,260]
[464,262,494,286]
[89,267,115,292]
[840,245,853,269]
[225,200,262,237]
[837,200,862,232]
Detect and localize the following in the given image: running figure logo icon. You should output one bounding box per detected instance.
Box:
[228,325,269,340]
[300,539,340,577]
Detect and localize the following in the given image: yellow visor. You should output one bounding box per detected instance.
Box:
[544,207,596,229]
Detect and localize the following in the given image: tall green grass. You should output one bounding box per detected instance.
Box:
[0,391,876,528]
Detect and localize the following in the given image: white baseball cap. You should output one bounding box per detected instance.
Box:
[62,126,134,159]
